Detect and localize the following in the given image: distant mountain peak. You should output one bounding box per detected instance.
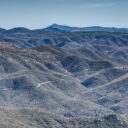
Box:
[9,27,30,31]
[45,24,128,33]
[45,24,76,32]
[50,23,59,27]
[3,27,31,34]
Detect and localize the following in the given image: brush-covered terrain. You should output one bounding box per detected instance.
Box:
[0,108,128,128]
[0,27,128,127]
[0,26,128,50]
[0,42,128,117]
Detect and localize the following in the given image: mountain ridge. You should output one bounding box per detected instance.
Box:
[1,24,128,33]
[0,42,128,117]
[1,29,128,50]
[0,108,127,128]
[0,25,128,126]
[44,24,128,33]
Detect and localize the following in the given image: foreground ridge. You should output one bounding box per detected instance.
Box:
[0,108,127,128]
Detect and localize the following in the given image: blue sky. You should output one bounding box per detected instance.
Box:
[0,0,128,29]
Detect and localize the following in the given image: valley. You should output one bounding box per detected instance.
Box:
[0,27,128,127]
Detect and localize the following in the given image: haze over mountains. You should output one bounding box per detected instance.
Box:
[1,24,128,127]
[2,24,128,33]
[45,24,128,33]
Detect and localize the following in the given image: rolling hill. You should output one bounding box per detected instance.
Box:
[0,42,128,118]
[0,26,128,127]
[0,26,128,51]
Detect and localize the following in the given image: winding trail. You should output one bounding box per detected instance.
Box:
[85,72,128,93]
[37,81,54,87]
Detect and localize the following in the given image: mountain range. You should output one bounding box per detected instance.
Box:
[1,24,128,33]
[0,26,128,50]
[0,41,128,116]
[0,25,128,127]
[45,24,128,33]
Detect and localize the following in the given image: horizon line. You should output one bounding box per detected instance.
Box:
[1,24,128,30]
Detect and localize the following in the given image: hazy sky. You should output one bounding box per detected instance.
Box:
[0,0,128,29]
